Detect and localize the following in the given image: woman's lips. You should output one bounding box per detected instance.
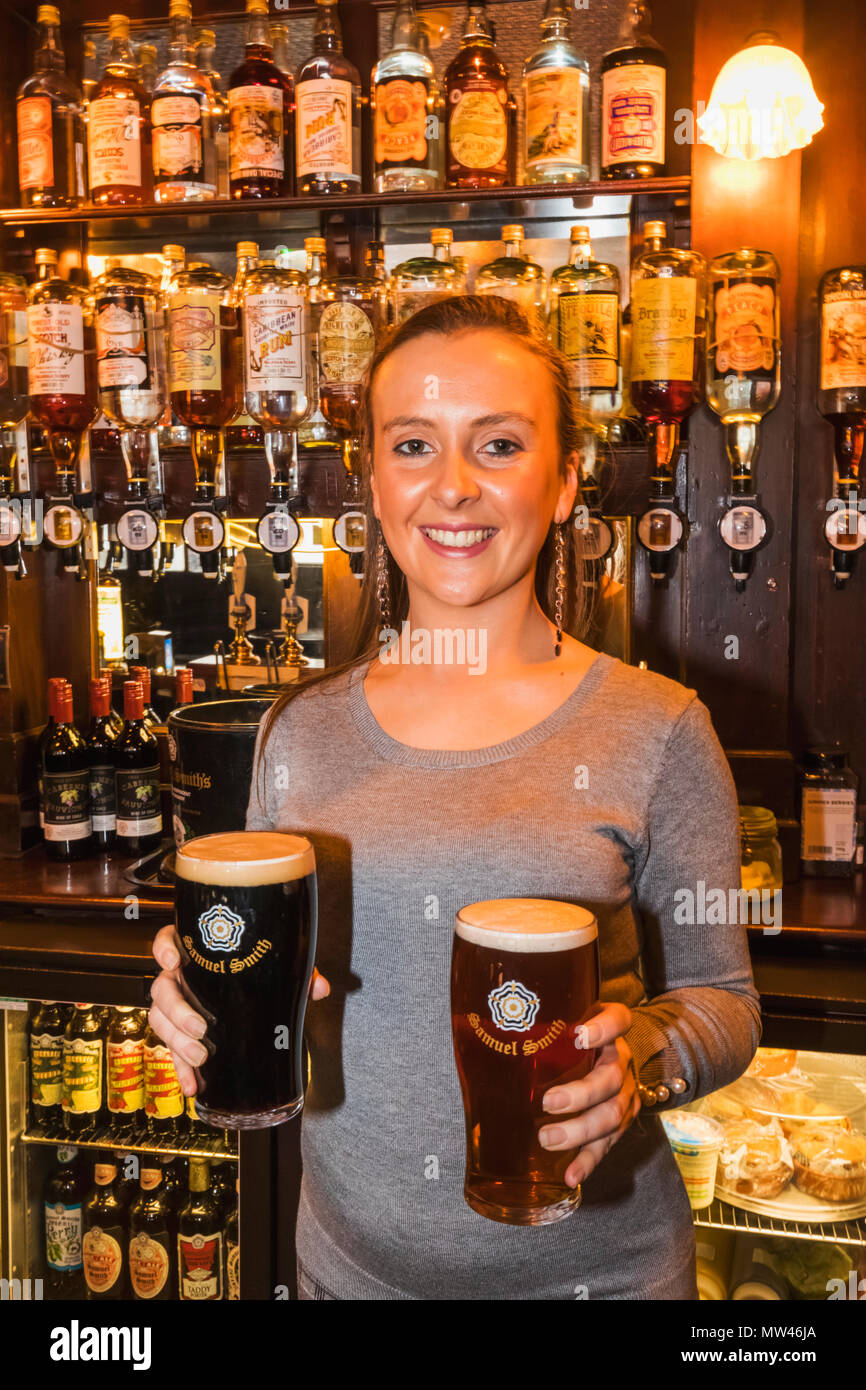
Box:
[419,525,498,557]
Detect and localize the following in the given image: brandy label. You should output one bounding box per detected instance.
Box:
[115,764,162,837]
[375,78,428,167]
[30,1032,63,1107]
[169,292,222,393]
[129,1232,170,1299]
[820,287,866,390]
[229,85,284,180]
[144,1041,184,1118]
[557,292,619,389]
[62,1037,103,1113]
[88,96,143,190]
[17,96,54,190]
[27,302,86,397]
[602,64,666,167]
[318,301,375,384]
[83,1225,124,1294]
[524,69,584,173]
[244,291,305,391]
[152,94,203,183]
[107,1036,145,1114]
[631,277,697,382]
[297,78,354,178]
[448,81,508,173]
[178,1230,223,1300]
[89,762,116,833]
[45,1203,83,1271]
[96,294,150,390]
[713,281,776,373]
[43,769,92,840]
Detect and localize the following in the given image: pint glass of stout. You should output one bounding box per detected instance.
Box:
[174,830,317,1129]
[451,898,599,1225]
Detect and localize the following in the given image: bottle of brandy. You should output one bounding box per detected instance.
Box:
[522,0,590,185]
[601,0,667,179]
[152,0,216,203]
[17,5,86,209]
[296,0,362,196]
[228,0,294,200]
[476,224,546,321]
[445,3,516,189]
[630,238,706,471]
[88,13,153,207]
[548,226,622,425]
[372,0,440,192]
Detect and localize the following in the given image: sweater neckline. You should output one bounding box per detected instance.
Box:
[348,650,614,768]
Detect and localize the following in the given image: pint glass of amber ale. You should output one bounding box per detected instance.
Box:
[174,830,317,1129]
[451,898,599,1225]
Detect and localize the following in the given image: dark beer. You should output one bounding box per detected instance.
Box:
[451,897,599,1226]
[174,830,317,1129]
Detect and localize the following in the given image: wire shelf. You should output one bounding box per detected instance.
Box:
[21,1126,237,1162]
[694,1197,866,1247]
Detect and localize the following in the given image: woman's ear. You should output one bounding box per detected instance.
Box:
[554,452,580,525]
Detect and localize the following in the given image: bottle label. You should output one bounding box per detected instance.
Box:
[115,765,161,838]
[45,1202,83,1271]
[27,302,86,397]
[18,96,54,190]
[229,84,284,180]
[820,287,866,390]
[801,788,857,862]
[227,1239,240,1299]
[374,78,428,168]
[297,78,354,178]
[31,1032,63,1107]
[631,277,697,382]
[448,81,507,173]
[244,291,305,391]
[144,1042,184,1118]
[95,295,151,390]
[83,1225,124,1293]
[601,63,666,168]
[43,769,92,841]
[129,1232,170,1298]
[152,95,204,185]
[557,291,619,389]
[318,301,375,384]
[62,1037,103,1113]
[524,69,584,173]
[178,1230,223,1300]
[169,292,222,393]
[89,762,117,832]
[88,96,143,190]
[713,281,776,373]
[107,1037,145,1113]
[139,1167,162,1191]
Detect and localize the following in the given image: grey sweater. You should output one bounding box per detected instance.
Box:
[246,651,761,1300]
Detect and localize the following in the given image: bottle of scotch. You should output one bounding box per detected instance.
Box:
[548,226,622,424]
[601,0,667,179]
[27,254,98,493]
[476,225,546,321]
[445,3,516,189]
[372,0,440,192]
[17,5,86,209]
[88,14,152,207]
[152,0,216,203]
[523,0,590,185]
[228,0,294,200]
[296,0,362,196]
[194,30,230,198]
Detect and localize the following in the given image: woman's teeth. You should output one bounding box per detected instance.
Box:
[422,527,497,548]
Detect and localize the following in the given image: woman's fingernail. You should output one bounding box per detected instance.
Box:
[187,1044,208,1067]
[188,1016,207,1039]
[539,1126,565,1148]
[568,1166,584,1188]
[543,1089,568,1112]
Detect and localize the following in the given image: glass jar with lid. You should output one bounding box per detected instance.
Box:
[738,805,783,892]
[799,748,859,878]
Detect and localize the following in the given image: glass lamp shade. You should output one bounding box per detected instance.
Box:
[697,41,823,160]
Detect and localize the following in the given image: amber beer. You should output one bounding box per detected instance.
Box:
[174,831,317,1129]
[451,898,599,1225]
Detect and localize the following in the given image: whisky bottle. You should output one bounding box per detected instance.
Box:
[27,254,98,492]
[17,5,86,209]
[315,267,385,474]
[372,0,440,192]
[548,226,622,424]
[152,0,216,203]
[168,264,239,498]
[601,0,667,179]
[476,225,546,321]
[298,237,340,449]
[818,265,866,506]
[707,249,781,489]
[157,244,190,451]
[228,0,294,200]
[194,29,230,198]
[88,14,153,207]
[445,3,516,189]
[522,0,590,185]
[296,0,362,196]
[391,229,465,325]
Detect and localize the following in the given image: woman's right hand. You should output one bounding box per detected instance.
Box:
[149,923,330,1097]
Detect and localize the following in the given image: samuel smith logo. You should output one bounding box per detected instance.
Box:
[488,980,540,1032]
[198,904,246,953]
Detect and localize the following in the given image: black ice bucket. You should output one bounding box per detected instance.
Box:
[167,698,276,848]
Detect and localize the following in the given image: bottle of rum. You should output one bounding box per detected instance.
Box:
[522,0,590,185]
[601,0,667,179]
[228,0,294,200]
[17,5,86,209]
[372,0,440,192]
[296,0,362,196]
[476,224,546,321]
[88,14,153,207]
[445,3,516,189]
[548,226,622,424]
[152,0,216,203]
[194,29,230,198]
[391,228,466,324]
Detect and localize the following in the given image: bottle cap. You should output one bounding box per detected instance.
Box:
[247,0,269,14]
[237,241,259,259]
[502,224,524,241]
[47,676,68,720]
[431,228,453,246]
[196,28,216,46]
[59,689,74,724]
[123,680,144,721]
[107,15,131,39]
[34,248,58,266]
[128,665,151,703]
[571,225,591,240]
[304,236,326,254]
[137,42,157,60]
[36,5,61,24]
[162,244,185,262]
[89,678,110,717]
[175,667,194,704]
[168,0,191,18]
[643,220,667,240]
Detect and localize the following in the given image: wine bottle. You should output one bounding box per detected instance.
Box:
[114,679,163,857]
[87,676,118,852]
[44,686,92,861]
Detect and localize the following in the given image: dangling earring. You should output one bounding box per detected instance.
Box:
[376,525,391,632]
[554,522,566,658]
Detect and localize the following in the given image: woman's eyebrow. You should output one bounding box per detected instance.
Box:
[382,411,535,432]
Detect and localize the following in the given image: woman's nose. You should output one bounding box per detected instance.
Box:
[431,447,482,506]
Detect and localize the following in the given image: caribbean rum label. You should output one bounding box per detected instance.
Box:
[116,765,162,837]
[17,95,54,190]
[375,78,429,168]
[602,65,666,167]
[42,769,92,841]
[96,295,150,390]
[713,280,776,373]
[62,1037,103,1113]
[524,69,584,174]
[152,95,204,185]
[229,85,284,179]
[318,301,375,384]
[169,293,222,393]
[244,292,305,390]
[448,80,508,173]
[820,287,866,390]
[129,1231,170,1299]
[631,277,697,382]
[558,292,619,389]
[144,1042,184,1118]
[87,96,142,190]
[297,78,354,178]
[83,1224,124,1294]
[27,302,86,397]
[178,1230,223,1300]
[30,1032,63,1107]
[45,1202,83,1270]
[108,1037,145,1114]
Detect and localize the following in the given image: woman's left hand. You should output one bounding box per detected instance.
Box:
[539,1001,640,1188]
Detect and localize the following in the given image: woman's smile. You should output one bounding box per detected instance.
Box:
[419,524,499,556]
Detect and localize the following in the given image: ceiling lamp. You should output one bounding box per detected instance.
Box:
[697,33,824,160]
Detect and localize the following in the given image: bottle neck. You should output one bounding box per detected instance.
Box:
[196,45,217,79]
[105,35,138,78]
[432,242,452,262]
[245,16,273,56]
[314,2,343,55]
[504,238,523,259]
[306,252,324,278]
[168,14,195,66]
[645,235,665,253]
[35,23,65,72]
[390,2,419,52]
[570,237,593,265]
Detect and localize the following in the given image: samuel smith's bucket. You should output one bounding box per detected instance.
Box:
[167,698,275,847]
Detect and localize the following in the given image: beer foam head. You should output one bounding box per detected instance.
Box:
[175,831,315,886]
[455,898,597,953]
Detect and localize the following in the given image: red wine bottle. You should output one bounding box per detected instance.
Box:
[87,677,118,852]
[128,665,160,727]
[114,680,163,857]
[38,676,70,831]
[44,687,93,861]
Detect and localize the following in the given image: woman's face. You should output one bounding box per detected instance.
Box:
[369,329,577,613]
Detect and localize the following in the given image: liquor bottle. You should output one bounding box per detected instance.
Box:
[17,5,86,209]
[151,0,216,203]
[62,1003,107,1138]
[631,237,706,474]
[298,237,340,449]
[548,226,622,424]
[44,686,92,861]
[523,0,590,185]
[44,1145,86,1298]
[372,0,439,192]
[137,43,159,96]
[128,1162,176,1301]
[391,228,465,325]
[818,265,866,499]
[228,0,294,200]
[38,676,69,831]
[106,1005,146,1136]
[476,224,546,321]
[295,0,362,196]
[160,1155,189,1216]
[194,29,230,198]
[242,249,310,456]
[87,677,118,852]
[228,241,264,450]
[445,3,516,190]
[83,1154,128,1299]
[114,679,163,857]
[83,39,98,106]
[315,266,386,472]
[601,0,667,179]
[271,23,292,76]
[144,1023,186,1143]
[128,665,161,726]
[168,264,239,499]
[157,244,190,453]
[27,257,98,495]
[87,14,153,207]
[225,1177,239,1299]
[178,1159,225,1300]
[29,1000,66,1133]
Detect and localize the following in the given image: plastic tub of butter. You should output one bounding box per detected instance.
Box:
[661,1110,723,1210]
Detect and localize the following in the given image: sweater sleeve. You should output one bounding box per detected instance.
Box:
[624,696,762,1104]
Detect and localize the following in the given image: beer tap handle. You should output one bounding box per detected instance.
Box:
[214,640,230,692]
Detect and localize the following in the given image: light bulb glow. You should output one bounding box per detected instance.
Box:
[698,43,823,160]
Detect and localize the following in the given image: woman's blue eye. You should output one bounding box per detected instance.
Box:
[393,438,430,456]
